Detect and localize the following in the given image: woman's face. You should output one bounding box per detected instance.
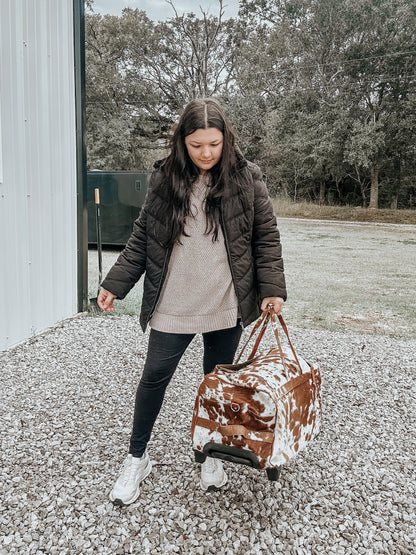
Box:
[184,127,224,173]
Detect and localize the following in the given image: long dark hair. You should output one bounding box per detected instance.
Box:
[162,98,246,246]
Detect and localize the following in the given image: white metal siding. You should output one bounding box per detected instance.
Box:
[0,0,78,350]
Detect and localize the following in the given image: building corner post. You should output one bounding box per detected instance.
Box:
[73,0,88,312]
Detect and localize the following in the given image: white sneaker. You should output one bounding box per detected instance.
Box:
[109,452,152,506]
[200,457,227,491]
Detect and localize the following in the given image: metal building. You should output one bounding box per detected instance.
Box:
[0,0,86,350]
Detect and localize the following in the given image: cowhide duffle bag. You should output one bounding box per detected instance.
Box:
[191,307,322,481]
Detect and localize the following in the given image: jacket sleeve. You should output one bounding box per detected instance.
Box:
[100,183,151,300]
[250,165,287,301]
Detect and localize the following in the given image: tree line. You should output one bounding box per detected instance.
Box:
[85,0,416,209]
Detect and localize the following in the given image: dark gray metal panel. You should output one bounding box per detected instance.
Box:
[73,0,88,312]
[87,171,152,246]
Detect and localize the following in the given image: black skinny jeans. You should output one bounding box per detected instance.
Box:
[129,323,243,457]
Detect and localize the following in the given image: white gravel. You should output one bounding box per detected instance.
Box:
[1,314,415,554]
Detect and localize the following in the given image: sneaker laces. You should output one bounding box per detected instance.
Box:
[118,455,142,486]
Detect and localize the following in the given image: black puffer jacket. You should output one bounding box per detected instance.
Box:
[101,159,286,331]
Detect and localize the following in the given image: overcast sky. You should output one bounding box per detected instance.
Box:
[92,0,240,21]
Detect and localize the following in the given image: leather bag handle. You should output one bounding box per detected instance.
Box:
[235,309,270,363]
[274,312,302,370]
[234,307,302,374]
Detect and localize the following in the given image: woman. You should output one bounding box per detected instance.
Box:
[98,98,287,506]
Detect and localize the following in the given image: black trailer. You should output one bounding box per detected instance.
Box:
[87,170,151,246]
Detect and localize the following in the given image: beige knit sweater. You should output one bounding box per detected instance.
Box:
[149,174,239,334]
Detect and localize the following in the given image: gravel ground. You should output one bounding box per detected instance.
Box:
[1,314,415,554]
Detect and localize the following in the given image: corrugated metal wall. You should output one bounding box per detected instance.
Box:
[0,0,79,350]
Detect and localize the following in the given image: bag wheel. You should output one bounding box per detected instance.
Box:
[194,450,207,464]
[266,467,280,481]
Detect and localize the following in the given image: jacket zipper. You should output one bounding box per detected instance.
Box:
[147,247,172,323]
[219,207,242,324]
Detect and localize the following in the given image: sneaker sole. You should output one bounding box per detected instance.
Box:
[109,460,152,506]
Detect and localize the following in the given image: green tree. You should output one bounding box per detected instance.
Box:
[85,0,241,169]
[85,10,159,169]
[85,0,416,207]
[237,0,416,208]
[340,0,416,208]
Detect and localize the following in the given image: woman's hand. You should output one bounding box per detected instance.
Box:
[97,288,117,312]
[261,297,284,315]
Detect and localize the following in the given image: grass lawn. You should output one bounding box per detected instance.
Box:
[272,197,416,225]
[88,214,416,339]
[276,218,415,338]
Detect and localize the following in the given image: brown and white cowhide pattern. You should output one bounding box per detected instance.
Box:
[191,346,321,469]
